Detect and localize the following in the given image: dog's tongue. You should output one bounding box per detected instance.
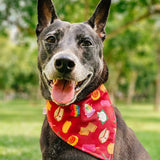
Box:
[52,80,75,104]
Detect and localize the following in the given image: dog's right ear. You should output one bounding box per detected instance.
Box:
[36,0,57,36]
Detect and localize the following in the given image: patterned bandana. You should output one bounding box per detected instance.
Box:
[46,84,117,160]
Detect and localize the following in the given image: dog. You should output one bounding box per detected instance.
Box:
[36,0,152,159]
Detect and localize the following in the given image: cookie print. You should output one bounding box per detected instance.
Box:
[107,143,115,154]
[99,128,110,143]
[100,100,111,107]
[46,101,52,111]
[84,104,95,118]
[100,84,106,92]
[67,135,79,146]
[54,107,64,121]
[70,104,80,117]
[91,89,101,101]
[62,121,72,133]
[79,122,97,136]
[82,144,96,152]
[97,109,108,124]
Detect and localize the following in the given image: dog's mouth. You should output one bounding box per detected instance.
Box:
[44,73,92,105]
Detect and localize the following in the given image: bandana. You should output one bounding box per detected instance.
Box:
[46,84,117,160]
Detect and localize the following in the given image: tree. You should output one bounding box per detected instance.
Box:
[104,0,160,106]
[0,0,160,106]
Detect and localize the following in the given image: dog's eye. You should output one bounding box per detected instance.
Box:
[80,40,92,47]
[46,36,56,43]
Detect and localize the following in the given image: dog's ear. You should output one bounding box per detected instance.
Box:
[36,0,57,36]
[88,0,111,41]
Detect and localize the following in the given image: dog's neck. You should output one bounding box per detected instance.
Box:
[46,84,117,160]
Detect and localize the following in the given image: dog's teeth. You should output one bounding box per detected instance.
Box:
[50,81,54,87]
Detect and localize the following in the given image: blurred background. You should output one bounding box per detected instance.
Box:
[0,0,160,159]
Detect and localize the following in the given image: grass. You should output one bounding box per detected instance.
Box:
[0,100,160,160]
[117,103,160,160]
[0,100,45,160]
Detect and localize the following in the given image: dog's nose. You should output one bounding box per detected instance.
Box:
[54,57,75,73]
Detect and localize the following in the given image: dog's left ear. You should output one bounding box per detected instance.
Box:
[36,0,58,36]
[88,0,111,41]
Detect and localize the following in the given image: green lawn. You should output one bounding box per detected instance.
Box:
[0,100,160,160]
[0,100,45,160]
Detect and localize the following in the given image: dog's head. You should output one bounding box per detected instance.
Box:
[36,0,111,106]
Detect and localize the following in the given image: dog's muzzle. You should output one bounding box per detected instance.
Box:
[43,53,93,106]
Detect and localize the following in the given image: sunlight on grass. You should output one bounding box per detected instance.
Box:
[0,100,45,160]
[118,104,160,132]
[118,103,160,160]
[0,100,160,160]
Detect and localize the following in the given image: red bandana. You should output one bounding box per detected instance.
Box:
[46,85,117,160]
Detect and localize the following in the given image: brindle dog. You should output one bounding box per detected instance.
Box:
[36,0,152,159]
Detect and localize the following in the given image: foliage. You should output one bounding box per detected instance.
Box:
[105,20,158,102]
[0,37,38,93]
[0,0,160,103]
[0,100,43,160]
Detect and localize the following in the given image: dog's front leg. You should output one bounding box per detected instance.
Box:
[40,116,50,160]
[40,116,57,160]
[40,116,65,160]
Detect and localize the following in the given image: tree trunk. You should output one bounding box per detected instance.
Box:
[127,71,137,105]
[84,0,89,21]
[154,50,160,111]
[108,63,123,104]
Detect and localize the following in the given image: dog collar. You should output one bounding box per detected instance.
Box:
[46,84,117,160]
